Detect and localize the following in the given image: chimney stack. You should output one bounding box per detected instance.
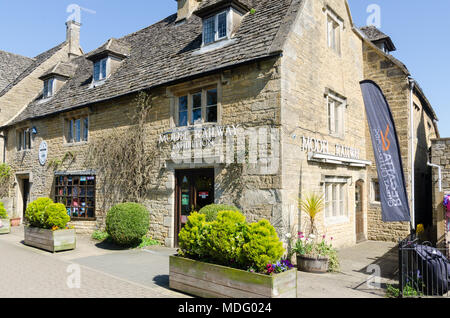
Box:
[66,20,82,59]
[176,0,201,22]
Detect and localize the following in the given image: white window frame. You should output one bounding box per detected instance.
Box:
[324,177,349,225]
[202,10,229,45]
[93,57,109,83]
[326,92,346,138]
[17,128,32,151]
[326,9,342,55]
[65,116,89,145]
[175,86,219,127]
[43,78,55,99]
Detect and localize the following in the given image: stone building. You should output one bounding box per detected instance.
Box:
[430,138,450,247]
[360,26,440,242]
[0,0,440,248]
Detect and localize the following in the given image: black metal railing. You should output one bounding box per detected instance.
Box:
[398,235,450,298]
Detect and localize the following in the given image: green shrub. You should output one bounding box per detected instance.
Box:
[106,202,150,247]
[138,235,160,248]
[242,220,285,272]
[206,210,248,267]
[92,230,110,241]
[198,204,240,222]
[44,203,70,229]
[178,210,286,273]
[0,202,8,219]
[178,212,211,259]
[25,198,53,228]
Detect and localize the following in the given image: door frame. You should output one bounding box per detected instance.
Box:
[174,168,215,246]
[15,173,31,222]
[355,179,366,243]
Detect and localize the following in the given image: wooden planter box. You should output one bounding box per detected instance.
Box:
[169,256,297,298]
[24,226,76,253]
[0,219,10,234]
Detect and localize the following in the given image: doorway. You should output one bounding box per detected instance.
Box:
[175,169,214,245]
[16,175,30,221]
[355,180,365,243]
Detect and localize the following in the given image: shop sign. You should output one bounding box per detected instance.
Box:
[181,194,189,206]
[158,125,239,150]
[301,136,360,160]
[39,141,48,166]
[199,191,209,199]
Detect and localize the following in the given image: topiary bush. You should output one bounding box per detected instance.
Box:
[106,202,150,247]
[178,210,286,273]
[206,210,247,267]
[44,203,70,229]
[242,219,285,272]
[25,197,53,228]
[198,204,240,222]
[0,202,8,219]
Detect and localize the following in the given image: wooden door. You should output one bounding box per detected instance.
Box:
[355,180,365,243]
[174,169,214,246]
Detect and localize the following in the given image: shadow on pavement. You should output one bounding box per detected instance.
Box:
[153,274,169,288]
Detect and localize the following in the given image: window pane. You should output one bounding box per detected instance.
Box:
[43,80,49,98]
[101,58,107,79]
[335,104,340,135]
[18,132,23,150]
[83,117,89,141]
[207,89,217,106]
[206,106,217,123]
[26,131,31,149]
[218,12,227,38]
[332,185,337,217]
[203,16,216,44]
[191,92,202,125]
[94,61,100,81]
[75,119,81,142]
[178,96,188,127]
[68,120,74,143]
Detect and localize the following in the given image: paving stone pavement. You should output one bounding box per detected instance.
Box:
[0,226,190,298]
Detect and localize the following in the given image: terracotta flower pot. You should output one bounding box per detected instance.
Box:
[297,255,329,273]
[10,218,21,227]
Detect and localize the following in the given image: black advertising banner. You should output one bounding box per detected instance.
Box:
[360,80,410,222]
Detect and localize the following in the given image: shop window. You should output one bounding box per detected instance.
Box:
[324,178,348,220]
[66,116,89,144]
[17,128,31,151]
[176,87,218,127]
[371,180,381,203]
[55,175,96,219]
[326,92,346,137]
[326,10,342,54]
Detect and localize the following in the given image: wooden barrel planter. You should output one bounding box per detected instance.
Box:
[24,226,76,253]
[0,219,11,234]
[169,256,297,298]
[297,255,329,273]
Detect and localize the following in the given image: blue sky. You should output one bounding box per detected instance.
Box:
[0,1,448,136]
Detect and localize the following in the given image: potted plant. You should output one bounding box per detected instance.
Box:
[24,197,76,253]
[170,211,297,298]
[293,193,339,273]
[0,202,10,234]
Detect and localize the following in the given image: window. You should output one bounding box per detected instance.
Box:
[176,87,218,127]
[93,58,108,82]
[324,179,348,220]
[371,180,381,203]
[327,93,345,137]
[43,78,54,99]
[55,175,96,219]
[327,13,341,54]
[203,11,228,45]
[17,128,31,151]
[66,116,89,144]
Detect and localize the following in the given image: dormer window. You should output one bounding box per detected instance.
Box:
[43,78,54,99]
[203,11,228,45]
[93,58,108,82]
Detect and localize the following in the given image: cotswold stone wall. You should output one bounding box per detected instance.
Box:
[279,0,368,248]
[362,42,438,241]
[431,138,450,246]
[4,58,282,247]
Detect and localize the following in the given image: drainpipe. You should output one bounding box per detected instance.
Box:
[409,77,415,231]
[428,162,442,193]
